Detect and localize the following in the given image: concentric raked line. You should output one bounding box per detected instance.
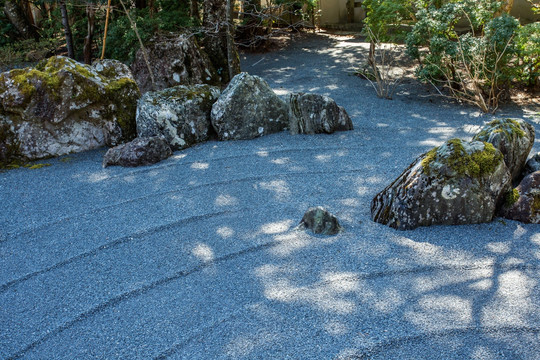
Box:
[340,326,540,359]
[4,167,366,240]
[6,255,540,359]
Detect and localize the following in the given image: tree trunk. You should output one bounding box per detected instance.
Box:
[3,0,39,40]
[84,3,96,64]
[190,0,199,21]
[203,0,240,84]
[135,0,147,9]
[60,0,75,59]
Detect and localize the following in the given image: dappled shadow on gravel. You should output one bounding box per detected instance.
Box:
[1,32,540,360]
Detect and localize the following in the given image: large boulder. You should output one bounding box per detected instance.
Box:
[289,93,353,135]
[211,72,289,140]
[102,136,172,168]
[0,56,140,161]
[131,33,220,93]
[371,139,511,230]
[499,171,540,223]
[136,84,221,150]
[472,118,535,183]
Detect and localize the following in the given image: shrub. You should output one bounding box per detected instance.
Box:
[406,1,523,112]
[515,22,540,86]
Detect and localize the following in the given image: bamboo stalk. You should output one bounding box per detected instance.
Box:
[101,0,112,60]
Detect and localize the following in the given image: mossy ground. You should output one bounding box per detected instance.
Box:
[422,138,503,178]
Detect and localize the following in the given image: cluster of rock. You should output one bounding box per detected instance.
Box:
[0,56,140,162]
[104,72,353,167]
[371,118,540,228]
[0,55,353,168]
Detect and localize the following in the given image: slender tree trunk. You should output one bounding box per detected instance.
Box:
[203,0,240,84]
[3,0,39,40]
[190,0,199,21]
[135,0,147,9]
[60,0,75,59]
[84,3,95,64]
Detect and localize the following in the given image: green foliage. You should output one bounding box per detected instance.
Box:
[105,8,158,62]
[362,0,414,43]
[515,22,540,85]
[405,0,527,112]
[105,0,193,62]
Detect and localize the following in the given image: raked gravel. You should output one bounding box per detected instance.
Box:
[1,33,540,359]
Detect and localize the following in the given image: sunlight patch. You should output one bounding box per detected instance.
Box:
[271,157,289,165]
[486,242,510,254]
[260,220,294,234]
[192,243,215,262]
[191,162,209,170]
[87,172,109,183]
[215,194,238,206]
[216,226,234,238]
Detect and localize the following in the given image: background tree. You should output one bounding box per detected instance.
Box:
[203,0,240,83]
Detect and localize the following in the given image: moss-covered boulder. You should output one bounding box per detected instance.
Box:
[499,171,540,223]
[472,118,535,183]
[0,56,140,161]
[136,84,221,150]
[211,72,289,141]
[371,139,511,230]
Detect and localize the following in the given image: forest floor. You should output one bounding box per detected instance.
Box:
[1,31,540,359]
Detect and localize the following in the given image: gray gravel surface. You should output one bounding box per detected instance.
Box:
[1,33,540,360]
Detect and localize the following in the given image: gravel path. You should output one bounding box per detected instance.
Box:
[1,32,540,359]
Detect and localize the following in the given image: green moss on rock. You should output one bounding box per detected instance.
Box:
[505,188,520,206]
[422,138,504,178]
[474,118,526,140]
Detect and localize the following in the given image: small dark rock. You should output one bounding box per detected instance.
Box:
[103,136,172,168]
[298,206,343,235]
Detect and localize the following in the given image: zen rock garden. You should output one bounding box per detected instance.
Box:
[1,54,539,229]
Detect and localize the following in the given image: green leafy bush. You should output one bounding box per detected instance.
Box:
[405,1,524,112]
[515,22,540,86]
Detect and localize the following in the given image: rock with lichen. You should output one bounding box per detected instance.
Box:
[0,56,140,161]
[211,72,288,141]
[136,84,220,150]
[288,93,353,135]
[297,206,343,235]
[522,152,540,178]
[499,171,540,223]
[131,33,220,94]
[102,136,172,168]
[371,138,511,230]
[472,118,535,183]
